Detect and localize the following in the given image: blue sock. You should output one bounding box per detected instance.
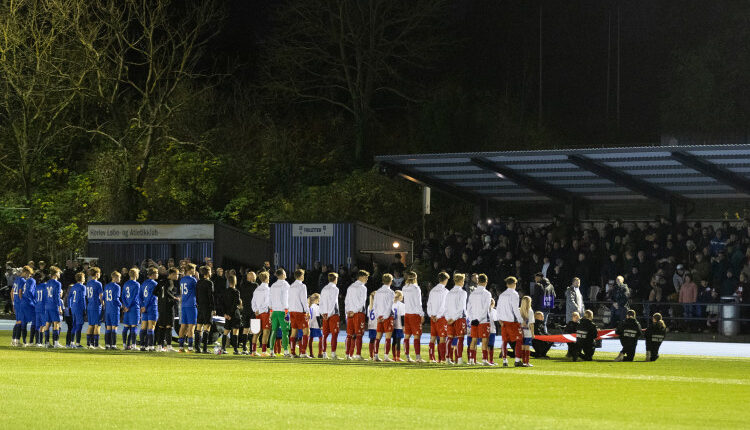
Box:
[86,334,91,346]
[179,337,184,347]
[30,324,36,342]
[128,329,136,347]
[139,329,145,346]
[94,334,99,346]
[53,330,59,343]
[12,324,19,340]
[147,330,154,347]
[122,327,129,346]
[21,325,27,343]
[44,330,50,344]
[187,337,193,348]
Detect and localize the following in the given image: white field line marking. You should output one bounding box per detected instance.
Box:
[504,369,750,385]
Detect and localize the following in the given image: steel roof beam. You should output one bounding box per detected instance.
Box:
[568,154,686,204]
[671,151,750,195]
[378,161,482,204]
[470,157,584,204]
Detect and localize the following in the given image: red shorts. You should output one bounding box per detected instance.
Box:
[322,314,340,335]
[470,322,491,339]
[500,321,522,342]
[289,311,308,330]
[404,314,423,336]
[447,319,466,337]
[430,317,448,337]
[376,316,394,333]
[257,312,271,330]
[346,312,366,336]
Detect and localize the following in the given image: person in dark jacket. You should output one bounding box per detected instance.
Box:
[238,271,258,354]
[531,311,552,358]
[574,310,598,361]
[196,266,215,353]
[534,273,556,333]
[220,274,242,355]
[645,312,667,361]
[564,312,580,358]
[615,309,642,361]
[155,268,179,350]
[610,276,631,328]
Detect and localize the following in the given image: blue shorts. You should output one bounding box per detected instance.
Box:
[393,329,404,340]
[368,329,377,340]
[87,308,101,325]
[35,312,46,328]
[489,333,496,347]
[18,304,35,324]
[143,307,158,322]
[105,311,120,327]
[523,337,533,346]
[310,328,322,338]
[45,309,61,324]
[123,308,140,325]
[180,307,197,325]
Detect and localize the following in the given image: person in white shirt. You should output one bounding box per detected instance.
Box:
[288,269,310,358]
[519,295,534,367]
[426,272,450,363]
[319,272,340,359]
[307,293,322,357]
[344,270,369,360]
[366,291,378,360]
[250,271,271,356]
[497,276,524,367]
[268,269,291,357]
[391,290,405,361]
[373,273,396,362]
[466,273,492,365]
[444,273,468,365]
[401,271,425,363]
[488,299,499,366]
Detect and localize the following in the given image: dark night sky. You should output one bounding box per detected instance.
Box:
[212,0,739,146]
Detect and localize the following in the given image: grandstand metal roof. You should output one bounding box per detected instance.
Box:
[375,144,750,204]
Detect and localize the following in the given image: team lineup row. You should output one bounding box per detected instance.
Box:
[8,264,554,366]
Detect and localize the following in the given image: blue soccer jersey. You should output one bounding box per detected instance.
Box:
[141,279,158,310]
[68,283,86,315]
[179,276,197,308]
[86,280,103,310]
[12,277,24,308]
[104,282,122,311]
[23,277,37,307]
[122,280,141,310]
[44,279,62,311]
[35,283,46,313]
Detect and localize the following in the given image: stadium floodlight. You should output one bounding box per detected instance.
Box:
[487,219,492,224]
[392,241,400,249]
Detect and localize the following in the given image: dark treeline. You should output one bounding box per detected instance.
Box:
[1,0,747,261]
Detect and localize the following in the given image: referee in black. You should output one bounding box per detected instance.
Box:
[196,266,215,353]
[156,268,179,350]
[221,274,242,355]
[238,271,258,354]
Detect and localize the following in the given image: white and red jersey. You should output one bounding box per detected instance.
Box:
[393,301,405,329]
[367,303,378,330]
[373,285,395,319]
[251,282,270,314]
[426,283,448,318]
[489,308,499,334]
[466,285,492,323]
[402,283,423,316]
[269,280,290,311]
[309,303,320,329]
[344,280,367,313]
[319,282,339,316]
[521,310,534,338]
[497,287,522,323]
[444,286,467,321]
[288,280,308,313]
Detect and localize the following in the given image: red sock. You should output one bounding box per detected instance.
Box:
[369,340,375,358]
[308,338,313,356]
[301,335,309,355]
[318,339,323,356]
[446,337,453,360]
[405,340,410,357]
[515,339,523,360]
[375,339,380,354]
[385,339,391,355]
[331,332,338,352]
[501,341,508,358]
[525,349,531,364]
[456,337,464,361]
[356,336,363,355]
[482,349,488,361]
[489,348,495,363]
[252,343,257,353]
[322,334,328,353]
[429,342,435,360]
[274,339,281,353]
[290,337,297,353]
[345,336,351,356]
[414,338,421,356]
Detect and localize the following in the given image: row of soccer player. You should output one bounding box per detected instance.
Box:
[9,264,537,366]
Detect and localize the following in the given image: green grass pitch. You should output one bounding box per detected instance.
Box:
[1,331,748,429]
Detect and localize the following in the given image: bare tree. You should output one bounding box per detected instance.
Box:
[264,0,450,162]
[78,0,224,219]
[0,0,98,259]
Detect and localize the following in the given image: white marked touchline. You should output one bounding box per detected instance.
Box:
[501,369,750,385]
